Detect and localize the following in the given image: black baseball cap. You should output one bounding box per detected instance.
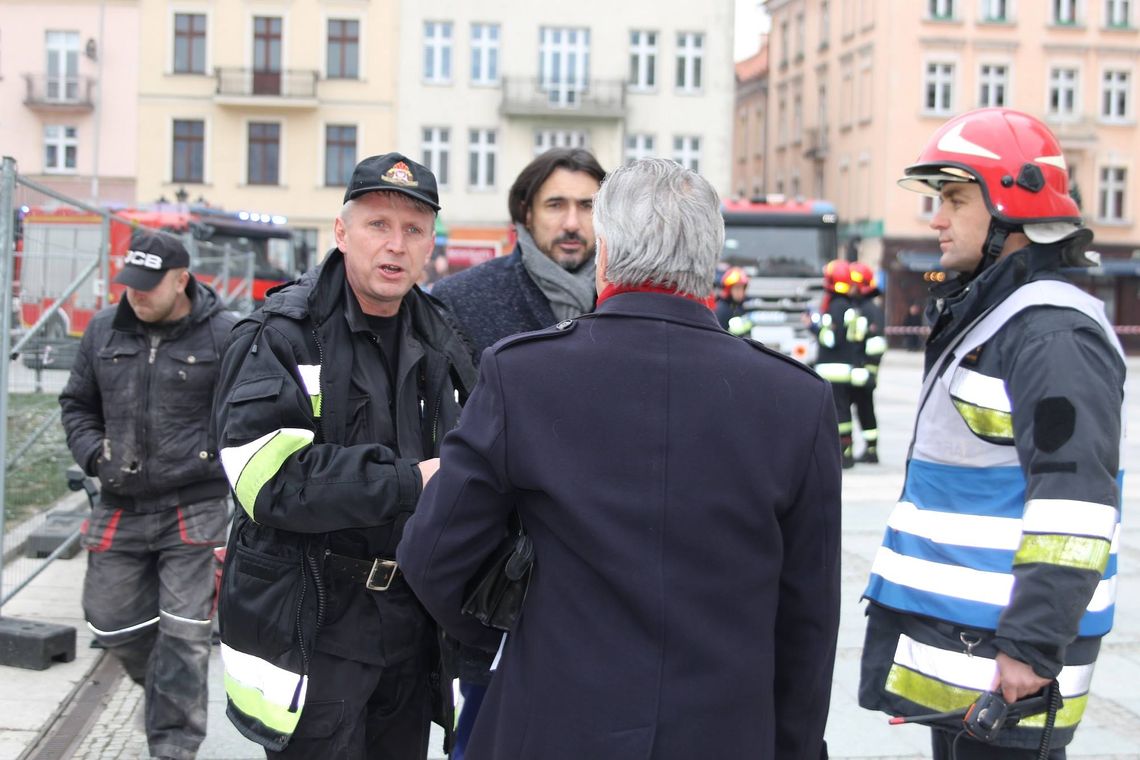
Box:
[343,152,441,211]
[114,229,191,291]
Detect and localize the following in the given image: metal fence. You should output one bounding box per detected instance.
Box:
[0,155,254,610]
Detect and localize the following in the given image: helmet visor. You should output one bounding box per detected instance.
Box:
[898,165,977,195]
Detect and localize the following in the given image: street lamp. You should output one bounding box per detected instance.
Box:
[175,186,189,204]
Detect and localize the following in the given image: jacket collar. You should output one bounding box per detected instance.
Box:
[111,275,220,333]
[592,290,722,331]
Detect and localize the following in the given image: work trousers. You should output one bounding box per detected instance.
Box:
[931,729,1067,760]
[82,498,228,760]
[850,384,878,439]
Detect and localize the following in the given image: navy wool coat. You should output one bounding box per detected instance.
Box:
[398,292,842,760]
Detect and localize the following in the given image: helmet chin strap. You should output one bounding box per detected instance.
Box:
[968,218,1016,282]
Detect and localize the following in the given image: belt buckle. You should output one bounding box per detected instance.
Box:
[366,559,398,591]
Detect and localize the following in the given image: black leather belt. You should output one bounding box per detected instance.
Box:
[323,551,401,591]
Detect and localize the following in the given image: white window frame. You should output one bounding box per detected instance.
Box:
[1096,164,1128,222]
[625,133,656,163]
[672,135,701,173]
[539,27,590,107]
[421,126,450,188]
[45,30,80,102]
[468,128,497,190]
[793,86,804,142]
[534,130,589,156]
[629,30,657,91]
[840,56,854,128]
[1100,67,1132,121]
[928,0,956,20]
[168,7,213,76]
[470,23,499,86]
[980,0,1013,21]
[423,21,452,85]
[1047,66,1081,119]
[1053,0,1081,25]
[820,0,831,47]
[858,51,873,123]
[675,31,704,93]
[1105,0,1132,27]
[923,59,956,115]
[43,124,78,173]
[777,86,788,146]
[978,62,1010,107]
[795,13,805,59]
[323,15,362,80]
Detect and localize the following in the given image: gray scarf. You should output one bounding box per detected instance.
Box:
[517,224,596,322]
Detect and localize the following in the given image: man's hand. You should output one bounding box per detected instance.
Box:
[417,458,441,487]
[992,652,1051,703]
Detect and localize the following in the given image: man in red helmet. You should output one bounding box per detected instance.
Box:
[848,261,885,463]
[859,108,1125,758]
[813,258,862,468]
[715,266,751,334]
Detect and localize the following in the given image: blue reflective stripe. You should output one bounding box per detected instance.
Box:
[865,573,1004,629]
[885,529,1015,574]
[1078,607,1115,637]
[904,460,1026,518]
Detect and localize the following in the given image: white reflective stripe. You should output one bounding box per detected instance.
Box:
[948,368,1011,413]
[1023,499,1118,541]
[296,364,321,397]
[866,335,888,356]
[894,634,1095,696]
[816,362,852,381]
[160,609,213,627]
[221,643,308,709]
[1111,523,1121,552]
[873,546,1116,612]
[871,547,1014,606]
[87,616,160,637]
[220,428,315,490]
[887,501,1022,551]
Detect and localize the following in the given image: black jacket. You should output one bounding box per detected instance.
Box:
[59,278,235,511]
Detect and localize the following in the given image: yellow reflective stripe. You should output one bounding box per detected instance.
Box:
[1020,694,1088,728]
[952,398,1014,440]
[863,429,879,442]
[1015,534,1112,573]
[817,363,852,382]
[727,316,752,336]
[224,673,304,737]
[866,335,888,356]
[220,428,315,518]
[297,364,322,419]
[886,663,978,713]
[838,421,854,434]
[1023,500,1118,542]
[851,368,871,387]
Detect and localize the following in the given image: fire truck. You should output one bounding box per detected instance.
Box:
[720,196,840,364]
[16,204,303,345]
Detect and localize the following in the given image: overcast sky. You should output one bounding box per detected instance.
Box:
[734,0,771,61]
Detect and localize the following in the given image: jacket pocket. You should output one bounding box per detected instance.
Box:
[80,504,123,553]
[177,498,229,545]
[222,375,286,442]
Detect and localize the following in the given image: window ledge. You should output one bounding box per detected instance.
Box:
[1048,23,1086,30]
[1102,25,1138,32]
[979,19,1015,26]
[1098,117,1137,127]
[1094,218,1133,227]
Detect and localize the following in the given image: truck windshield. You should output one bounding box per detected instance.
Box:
[722,226,830,277]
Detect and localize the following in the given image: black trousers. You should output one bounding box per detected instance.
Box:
[850,384,877,436]
[268,644,434,760]
[931,729,1066,760]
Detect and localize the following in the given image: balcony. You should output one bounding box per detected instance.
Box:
[500,77,626,120]
[1047,115,1097,151]
[213,67,319,108]
[803,127,829,160]
[23,74,95,112]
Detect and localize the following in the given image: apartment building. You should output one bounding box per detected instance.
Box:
[732,39,769,199]
[0,0,139,206]
[134,0,401,260]
[763,0,1140,336]
[396,0,736,259]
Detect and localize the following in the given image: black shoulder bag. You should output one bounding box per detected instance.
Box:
[460,512,533,632]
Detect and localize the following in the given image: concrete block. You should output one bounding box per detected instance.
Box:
[24,512,85,559]
[0,617,76,670]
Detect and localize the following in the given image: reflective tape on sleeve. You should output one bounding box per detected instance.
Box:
[1023,500,1118,541]
[1014,534,1112,573]
[866,335,888,356]
[816,363,852,383]
[221,643,306,737]
[220,428,315,519]
[297,364,322,418]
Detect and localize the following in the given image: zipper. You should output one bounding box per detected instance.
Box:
[140,333,161,494]
[312,330,326,442]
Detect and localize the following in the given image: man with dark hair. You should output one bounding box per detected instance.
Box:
[212,153,477,758]
[428,148,605,758]
[60,230,235,760]
[431,148,605,356]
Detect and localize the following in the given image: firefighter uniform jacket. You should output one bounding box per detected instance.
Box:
[814,292,864,384]
[859,243,1125,750]
[211,250,477,750]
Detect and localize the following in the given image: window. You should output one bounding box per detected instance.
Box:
[818,79,829,132]
[423,21,452,84]
[1097,165,1127,221]
[924,62,955,114]
[779,21,789,67]
[247,122,280,185]
[675,32,703,92]
[327,19,359,79]
[929,0,955,19]
[795,13,805,59]
[43,125,77,172]
[1048,67,1079,117]
[325,125,356,187]
[252,17,282,95]
[793,88,803,142]
[981,0,1011,21]
[625,133,656,163]
[820,0,831,47]
[672,135,701,173]
[539,27,590,106]
[1053,0,1079,24]
[629,30,657,90]
[1106,0,1131,27]
[468,128,496,189]
[978,64,1009,107]
[172,119,204,183]
[858,53,873,122]
[534,130,588,156]
[174,13,206,74]
[777,89,788,145]
[471,23,499,85]
[920,194,943,218]
[1101,69,1131,119]
[45,30,79,101]
[421,127,450,187]
[840,58,854,127]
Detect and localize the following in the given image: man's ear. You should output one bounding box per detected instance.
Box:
[334,215,347,250]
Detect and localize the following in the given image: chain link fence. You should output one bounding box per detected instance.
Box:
[0,156,255,611]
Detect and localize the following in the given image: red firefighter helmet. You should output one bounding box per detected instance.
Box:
[823,259,854,295]
[898,108,1084,244]
[849,261,878,297]
[720,266,750,298]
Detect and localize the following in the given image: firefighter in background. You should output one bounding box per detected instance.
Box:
[849,261,886,464]
[812,259,862,468]
[715,266,752,335]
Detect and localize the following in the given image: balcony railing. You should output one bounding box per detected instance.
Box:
[500,77,626,119]
[214,67,319,105]
[803,127,829,160]
[23,74,95,111]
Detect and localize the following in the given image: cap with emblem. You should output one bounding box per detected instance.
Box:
[114,229,191,292]
[343,152,441,211]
